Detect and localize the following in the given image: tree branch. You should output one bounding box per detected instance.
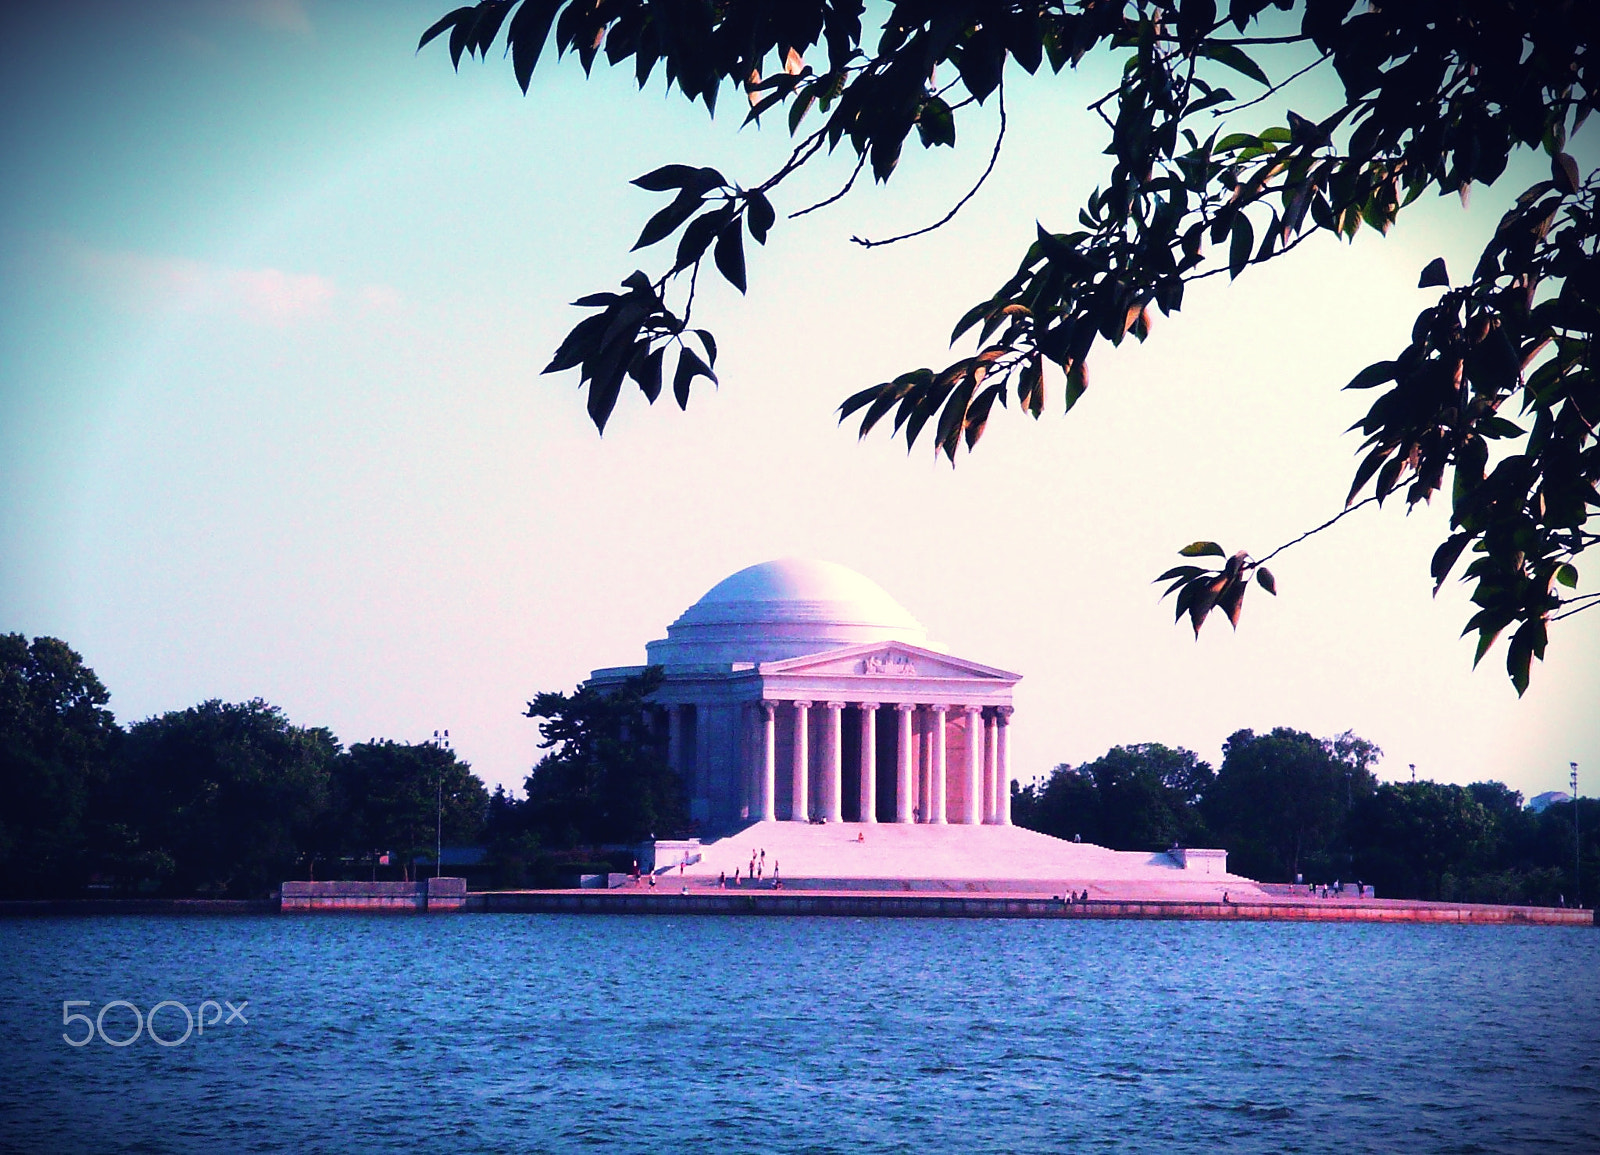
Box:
[1214,52,1331,118]
[1550,591,1600,622]
[850,83,1006,249]
[790,150,867,219]
[1256,494,1381,566]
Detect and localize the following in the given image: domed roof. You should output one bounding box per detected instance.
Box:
[646,558,932,667]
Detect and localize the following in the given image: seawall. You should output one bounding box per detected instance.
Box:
[279,878,466,912]
[468,889,1597,925]
[3,886,1592,926]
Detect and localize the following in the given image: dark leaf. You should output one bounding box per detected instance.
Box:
[1198,41,1270,86]
[1256,567,1276,595]
[586,362,625,434]
[917,97,956,148]
[632,164,704,192]
[1552,152,1581,195]
[1229,215,1253,279]
[673,347,710,410]
[1344,360,1397,390]
[713,220,747,292]
[1063,359,1087,413]
[693,328,717,366]
[633,189,703,250]
[674,209,726,273]
[630,345,664,404]
[1179,541,1227,558]
[418,7,471,52]
[746,190,775,244]
[1417,257,1450,288]
[509,0,561,91]
[1430,533,1472,592]
[1217,574,1248,627]
[543,313,606,375]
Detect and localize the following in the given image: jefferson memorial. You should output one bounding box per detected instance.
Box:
[590,558,1019,831]
[594,558,1252,895]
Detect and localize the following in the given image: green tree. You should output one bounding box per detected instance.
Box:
[1203,726,1377,881]
[1350,780,1496,899]
[522,666,688,847]
[331,740,489,877]
[422,0,1597,691]
[1015,742,1213,849]
[0,634,121,897]
[112,700,340,897]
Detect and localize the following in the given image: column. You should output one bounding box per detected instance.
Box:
[918,709,931,821]
[694,704,712,821]
[790,701,811,822]
[895,703,915,823]
[759,700,777,822]
[930,704,948,824]
[858,704,879,824]
[667,704,684,777]
[821,702,845,822]
[983,710,1000,824]
[996,706,1013,825]
[962,705,983,824]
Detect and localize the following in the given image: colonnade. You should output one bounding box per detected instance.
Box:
[738,699,1012,826]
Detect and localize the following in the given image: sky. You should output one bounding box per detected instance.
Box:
[2,0,1596,802]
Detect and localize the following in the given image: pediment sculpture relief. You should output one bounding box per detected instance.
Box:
[860,653,916,676]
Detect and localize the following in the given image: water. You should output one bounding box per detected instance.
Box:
[1,915,1595,1154]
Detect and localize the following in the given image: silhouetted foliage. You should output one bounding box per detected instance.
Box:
[515,666,689,848]
[0,634,121,898]
[1014,742,1214,849]
[422,0,1599,691]
[1202,727,1379,882]
[112,700,341,898]
[330,740,489,880]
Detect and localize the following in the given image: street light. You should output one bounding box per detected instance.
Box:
[433,729,451,880]
[1573,762,1580,909]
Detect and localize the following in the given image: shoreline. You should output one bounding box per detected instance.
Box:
[2,891,1592,925]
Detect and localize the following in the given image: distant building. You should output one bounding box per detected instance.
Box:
[1527,791,1572,813]
[589,558,1020,832]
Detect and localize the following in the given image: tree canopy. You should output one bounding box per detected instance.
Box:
[1014,742,1214,848]
[421,0,1598,692]
[520,667,690,846]
[0,633,121,896]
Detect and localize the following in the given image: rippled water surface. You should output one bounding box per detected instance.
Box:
[2,915,1596,1153]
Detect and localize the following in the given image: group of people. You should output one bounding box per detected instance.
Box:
[1305,879,1365,899]
[718,848,781,889]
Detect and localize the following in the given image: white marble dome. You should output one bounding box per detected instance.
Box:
[645,558,934,667]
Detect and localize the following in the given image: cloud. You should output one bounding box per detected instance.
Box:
[236,0,313,36]
[69,244,337,325]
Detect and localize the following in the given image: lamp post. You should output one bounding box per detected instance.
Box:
[433,729,451,880]
[1573,762,1580,909]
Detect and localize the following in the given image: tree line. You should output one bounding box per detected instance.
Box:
[5,635,1590,903]
[0,633,488,899]
[1013,728,1597,905]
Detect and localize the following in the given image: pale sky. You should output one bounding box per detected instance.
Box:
[2,1,1596,802]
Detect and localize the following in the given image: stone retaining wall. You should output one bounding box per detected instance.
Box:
[280,877,467,912]
[467,889,1596,925]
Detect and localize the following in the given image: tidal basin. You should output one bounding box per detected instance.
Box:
[3,916,1596,1154]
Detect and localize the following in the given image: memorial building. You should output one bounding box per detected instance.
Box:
[589,558,1020,831]
[594,557,1249,894]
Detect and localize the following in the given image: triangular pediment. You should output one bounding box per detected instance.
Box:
[758,641,1018,682]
